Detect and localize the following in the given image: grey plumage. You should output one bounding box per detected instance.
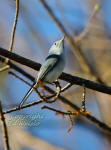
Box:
[19,36,65,107]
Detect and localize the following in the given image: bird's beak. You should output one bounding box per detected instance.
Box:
[60,36,65,42]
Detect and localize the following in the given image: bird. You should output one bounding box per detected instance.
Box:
[19,36,66,107]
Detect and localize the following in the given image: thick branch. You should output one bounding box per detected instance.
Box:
[0,47,111,95]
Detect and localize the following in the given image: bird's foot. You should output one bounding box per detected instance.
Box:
[38,79,46,97]
[72,109,91,115]
[79,109,91,115]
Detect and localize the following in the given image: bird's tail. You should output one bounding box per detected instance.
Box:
[19,83,38,107]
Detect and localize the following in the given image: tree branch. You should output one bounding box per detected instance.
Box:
[9,0,19,52]
[3,100,43,114]
[0,101,10,150]
[75,4,100,42]
[2,0,19,71]
[0,47,111,95]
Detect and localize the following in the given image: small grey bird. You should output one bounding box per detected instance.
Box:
[19,36,65,107]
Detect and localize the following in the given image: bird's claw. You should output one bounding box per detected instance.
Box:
[72,109,91,115]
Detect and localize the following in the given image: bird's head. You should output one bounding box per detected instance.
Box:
[49,36,65,55]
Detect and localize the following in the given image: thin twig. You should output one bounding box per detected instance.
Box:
[75,4,100,43]
[81,84,86,112]
[2,0,19,72]
[41,105,78,115]
[3,100,43,114]
[67,111,73,132]
[61,83,73,92]
[0,66,10,72]
[9,71,42,97]
[9,0,19,52]
[41,105,76,132]
[9,71,31,86]
[0,101,10,150]
[0,50,110,95]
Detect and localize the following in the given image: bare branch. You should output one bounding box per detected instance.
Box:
[9,0,19,52]
[41,105,78,115]
[67,111,73,132]
[81,84,86,112]
[0,65,10,72]
[3,100,43,114]
[61,83,73,92]
[9,71,32,87]
[75,4,100,43]
[0,55,35,81]
[1,0,19,72]
[0,101,10,150]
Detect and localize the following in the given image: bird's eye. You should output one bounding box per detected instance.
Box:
[55,43,56,45]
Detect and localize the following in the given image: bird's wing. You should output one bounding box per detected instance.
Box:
[37,54,60,81]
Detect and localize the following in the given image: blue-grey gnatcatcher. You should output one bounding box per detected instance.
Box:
[19,36,65,107]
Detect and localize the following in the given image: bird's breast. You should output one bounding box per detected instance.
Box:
[44,58,65,83]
